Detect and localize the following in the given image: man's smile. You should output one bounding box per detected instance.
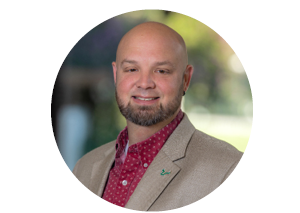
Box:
[133,96,159,101]
[132,96,160,105]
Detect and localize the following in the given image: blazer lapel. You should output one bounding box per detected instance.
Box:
[89,145,116,197]
[125,114,196,211]
[125,150,181,211]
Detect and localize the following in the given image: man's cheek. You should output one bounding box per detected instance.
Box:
[163,85,178,95]
[119,77,135,89]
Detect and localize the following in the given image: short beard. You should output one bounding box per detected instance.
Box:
[115,86,183,127]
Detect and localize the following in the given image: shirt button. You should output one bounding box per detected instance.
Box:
[122,180,127,186]
[144,163,148,168]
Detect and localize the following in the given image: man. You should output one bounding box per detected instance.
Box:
[73,22,243,211]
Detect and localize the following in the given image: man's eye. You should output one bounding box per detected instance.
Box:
[127,69,137,72]
[157,70,168,74]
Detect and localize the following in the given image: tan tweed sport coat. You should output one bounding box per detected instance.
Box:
[73,114,243,211]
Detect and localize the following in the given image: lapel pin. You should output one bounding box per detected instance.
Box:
[161,169,171,175]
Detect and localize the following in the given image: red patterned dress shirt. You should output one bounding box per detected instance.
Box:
[102,110,184,207]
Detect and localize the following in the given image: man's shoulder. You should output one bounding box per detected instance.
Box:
[185,129,243,171]
[179,129,243,186]
[171,113,243,162]
[81,140,115,162]
[192,129,243,158]
[73,140,116,173]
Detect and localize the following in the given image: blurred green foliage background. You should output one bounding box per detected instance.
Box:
[52,10,252,170]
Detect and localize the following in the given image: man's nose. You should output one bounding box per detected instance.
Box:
[136,71,155,89]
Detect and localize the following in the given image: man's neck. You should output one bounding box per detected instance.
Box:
[127,109,181,146]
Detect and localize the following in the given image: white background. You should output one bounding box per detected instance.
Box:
[1,1,299,212]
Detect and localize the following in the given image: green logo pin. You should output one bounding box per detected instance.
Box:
[161,169,171,175]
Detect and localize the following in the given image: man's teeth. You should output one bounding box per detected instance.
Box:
[135,97,156,101]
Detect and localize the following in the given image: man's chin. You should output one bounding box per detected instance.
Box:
[130,104,159,112]
[123,106,164,126]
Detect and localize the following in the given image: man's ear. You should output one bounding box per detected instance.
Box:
[183,65,194,92]
[112,61,117,84]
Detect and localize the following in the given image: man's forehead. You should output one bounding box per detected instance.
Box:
[117,36,184,66]
[119,33,181,52]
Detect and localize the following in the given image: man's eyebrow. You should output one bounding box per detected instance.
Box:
[154,61,175,68]
[120,59,175,68]
[121,59,138,66]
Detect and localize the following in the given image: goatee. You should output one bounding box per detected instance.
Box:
[115,88,182,127]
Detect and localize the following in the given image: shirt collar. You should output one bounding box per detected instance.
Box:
[115,110,184,159]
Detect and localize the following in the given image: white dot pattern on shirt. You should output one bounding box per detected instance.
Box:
[102,110,184,207]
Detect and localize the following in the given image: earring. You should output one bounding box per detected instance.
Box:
[183,91,186,96]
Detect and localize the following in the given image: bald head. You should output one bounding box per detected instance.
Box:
[116,22,188,69]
